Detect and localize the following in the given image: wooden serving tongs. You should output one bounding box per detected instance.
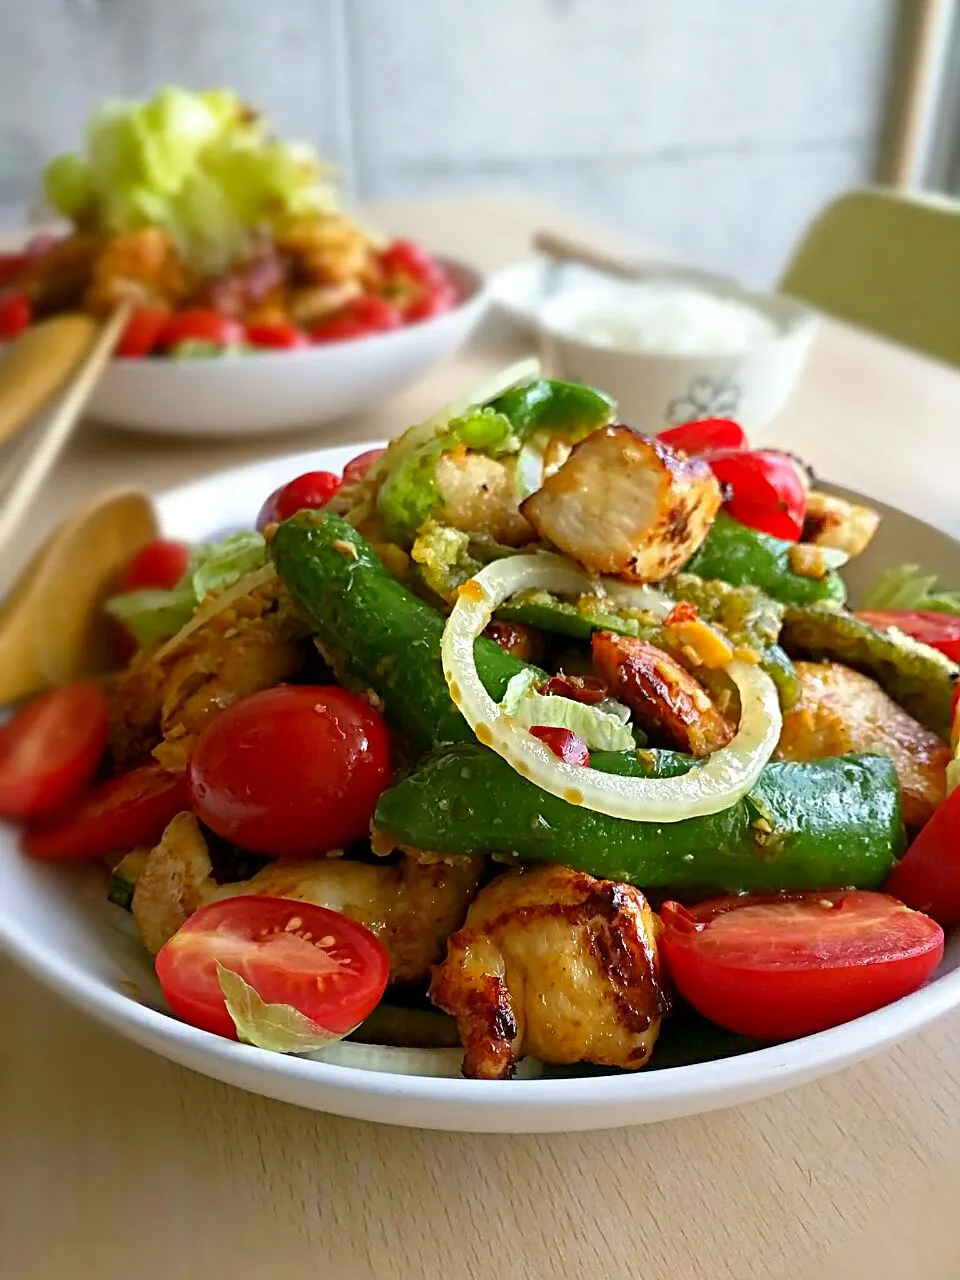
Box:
[0,304,159,703]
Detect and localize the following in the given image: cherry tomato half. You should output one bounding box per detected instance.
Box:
[155,896,390,1040]
[311,294,402,344]
[885,788,960,925]
[341,448,386,487]
[379,239,447,288]
[0,683,109,820]
[659,891,944,1040]
[157,308,245,351]
[116,308,170,358]
[246,322,310,350]
[404,284,457,322]
[657,418,748,456]
[707,450,807,541]
[187,686,392,857]
[255,470,342,531]
[528,725,590,766]
[24,764,189,860]
[857,611,960,663]
[0,293,31,341]
[120,539,191,593]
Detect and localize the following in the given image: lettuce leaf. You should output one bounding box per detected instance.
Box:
[105,530,267,648]
[863,564,960,614]
[499,671,636,751]
[216,965,348,1053]
[44,86,339,275]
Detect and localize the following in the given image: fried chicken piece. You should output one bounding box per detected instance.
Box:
[592,631,734,755]
[776,661,948,828]
[276,211,373,287]
[131,814,483,981]
[802,492,881,559]
[84,228,191,315]
[430,865,666,1080]
[521,426,721,581]
[22,232,101,312]
[434,452,534,546]
[110,578,304,769]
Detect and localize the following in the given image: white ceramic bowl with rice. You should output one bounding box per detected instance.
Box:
[537,268,816,435]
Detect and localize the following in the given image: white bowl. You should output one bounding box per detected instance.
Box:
[84,258,488,437]
[1,446,958,1133]
[538,272,816,435]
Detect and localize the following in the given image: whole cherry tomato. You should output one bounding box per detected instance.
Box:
[116,308,170,358]
[157,309,245,351]
[255,471,343,530]
[0,293,31,340]
[246,322,310,350]
[341,448,386,487]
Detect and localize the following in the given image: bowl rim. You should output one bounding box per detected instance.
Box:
[1,444,957,1125]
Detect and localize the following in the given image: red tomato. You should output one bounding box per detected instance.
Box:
[405,284,458,322]
[379,239,447,288]
[115,308,169,358]
[157,309,244,351]
[310,315,371,344]
[255,470,342,530]
[659,891,944,1040]
[120,539,191,593]
[155,896,390,1040]
[885,788,960,924]
[0,253,26,287]
[187,686,392,857]
[528,725,591,766]
[857,611,960,663]
[341,448,386,487]
[246,322,310,350]
[24,764,188,860]
[0,293,31,340]
[0,684,109,819]
[311,294,402,344]
[657,419,748,455]
[708,449,807,540]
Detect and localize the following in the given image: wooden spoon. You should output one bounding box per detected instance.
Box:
[0,314,100,447]
[0,489,158,704]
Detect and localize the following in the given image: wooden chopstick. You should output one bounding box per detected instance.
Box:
[0,301,132,558]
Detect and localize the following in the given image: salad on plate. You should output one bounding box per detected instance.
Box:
[3,361,959,1080]
[0,86,456,354]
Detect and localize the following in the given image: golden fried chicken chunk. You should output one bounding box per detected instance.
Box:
[434,451,534,546]
[131,813,483,983]
[84,228,191,315]
[592,631,734,756]
[776,661,948,829]
[521,426,721,581]
[110,577,304,770]
[430,865,667,1080]
[802,491,881,559]
[275,211,374,287]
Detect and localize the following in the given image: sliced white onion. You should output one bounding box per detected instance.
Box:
[601,578,675,619]
[307,1040,543,1079]
[442,554,782,822]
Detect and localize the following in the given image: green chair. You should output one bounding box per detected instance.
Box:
[779,186,960,368]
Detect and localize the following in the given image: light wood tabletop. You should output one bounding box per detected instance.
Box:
[3,195,960,1280]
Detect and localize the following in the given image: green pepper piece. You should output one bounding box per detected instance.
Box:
[271,512,539,752]
[487,378,614,437]
[685,512,847,606]
[374,744,903,894]
[781,604,958,737]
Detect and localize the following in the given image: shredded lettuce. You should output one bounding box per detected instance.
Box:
[499,670,636,751]
[44,86,339,275]
[863,564,960,614]
[217,965,348,1053]
[105,530,267,647]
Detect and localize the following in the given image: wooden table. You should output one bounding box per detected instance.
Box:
[3,196,960,1280]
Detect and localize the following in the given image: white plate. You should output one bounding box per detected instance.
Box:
[1,446,958,1133]
[83,258,488,437]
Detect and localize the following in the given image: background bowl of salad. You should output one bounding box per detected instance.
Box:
[0,87,489,435]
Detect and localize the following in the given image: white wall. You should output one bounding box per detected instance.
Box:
[0,0,899,284]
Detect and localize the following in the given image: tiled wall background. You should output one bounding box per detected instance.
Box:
[0,0,899,284]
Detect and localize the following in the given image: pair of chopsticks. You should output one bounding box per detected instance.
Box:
[0,301,132,557]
